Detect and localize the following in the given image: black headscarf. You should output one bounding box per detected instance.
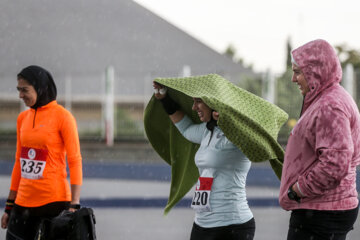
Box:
[17,65,57,109]
[206,110,218,131]
[205,110,218,145]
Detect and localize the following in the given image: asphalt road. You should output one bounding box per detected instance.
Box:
[1,177,360,239]
[0,160,359,239]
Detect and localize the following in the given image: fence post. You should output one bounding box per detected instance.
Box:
[104,66,115,146]
[343,63,355,99]
[182,65,191,77]
[262,69,275,104]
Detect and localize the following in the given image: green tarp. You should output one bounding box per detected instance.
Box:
[144,74,288,214]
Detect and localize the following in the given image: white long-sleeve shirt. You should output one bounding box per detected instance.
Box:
[175,115,253,228]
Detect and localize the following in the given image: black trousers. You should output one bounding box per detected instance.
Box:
[190,218,255,240]
[287,205,359,240]
[6,202,69,240]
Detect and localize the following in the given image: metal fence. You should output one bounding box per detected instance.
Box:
[1,66,359,146]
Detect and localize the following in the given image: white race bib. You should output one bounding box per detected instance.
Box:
[20,147,48,179]
[191,176,213,212]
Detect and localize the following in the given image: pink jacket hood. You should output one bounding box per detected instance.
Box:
[292,39,342,114]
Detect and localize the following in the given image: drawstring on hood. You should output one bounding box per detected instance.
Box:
[18,65,57,109]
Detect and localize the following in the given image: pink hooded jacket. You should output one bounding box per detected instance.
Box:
[279,39,360,210]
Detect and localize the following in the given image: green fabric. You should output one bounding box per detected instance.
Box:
[143,74,288,214]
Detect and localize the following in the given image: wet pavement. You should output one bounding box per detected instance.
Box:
[0,161,359,239]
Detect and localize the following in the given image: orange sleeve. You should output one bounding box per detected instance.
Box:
[10,113,24,191]
[60,109,83,185]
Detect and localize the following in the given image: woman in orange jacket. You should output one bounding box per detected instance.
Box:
[1,65,83,240]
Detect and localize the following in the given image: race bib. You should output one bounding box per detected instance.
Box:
[20,147,48,179]
[191,177,213,212]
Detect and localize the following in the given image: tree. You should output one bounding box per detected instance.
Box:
[286,37,293,70]
[335,44,360,106]
[237,75,263,97]
[224,44,236,61]
[223,44,246,66]
[276,68,303,141]
[335,44,360,69]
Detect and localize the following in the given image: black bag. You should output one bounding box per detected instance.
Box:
[35,207,97,240]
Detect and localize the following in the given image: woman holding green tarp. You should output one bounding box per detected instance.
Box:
[144,74,288,240]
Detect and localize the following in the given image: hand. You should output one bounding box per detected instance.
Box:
[69,202,80,212]
[292,183,303,197]
[212,111,219,120]
[153,81,167,100]
[68,207,77,212]
[1,212,9,229]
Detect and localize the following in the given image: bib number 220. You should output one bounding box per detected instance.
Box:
[191,177,213,212]
[192,191,209,206]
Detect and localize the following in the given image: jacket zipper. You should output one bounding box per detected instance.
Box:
[33,109,37,128]
[207,130,214,146]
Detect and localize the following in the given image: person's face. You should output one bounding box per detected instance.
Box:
[192,98,212,122]
[17,78,37,107]
[292,64,310,96]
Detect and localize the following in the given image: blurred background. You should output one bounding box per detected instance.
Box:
[1,0,360,143]
[1,0,360,239]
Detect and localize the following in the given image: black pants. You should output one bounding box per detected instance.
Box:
[190,218,255,240]
[287,205,359,240]
[6,202,69,240]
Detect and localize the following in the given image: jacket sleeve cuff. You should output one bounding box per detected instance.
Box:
[297,176,310,197]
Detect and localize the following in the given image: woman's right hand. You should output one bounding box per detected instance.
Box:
[1,212,9,229]
[153,81,167,100]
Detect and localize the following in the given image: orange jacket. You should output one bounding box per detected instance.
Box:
[10,101,82,207]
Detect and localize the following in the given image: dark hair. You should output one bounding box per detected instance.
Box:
[18,65,57,109]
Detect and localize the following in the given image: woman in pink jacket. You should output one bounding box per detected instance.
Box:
[279,39,360,240]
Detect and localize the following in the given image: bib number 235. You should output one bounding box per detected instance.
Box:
[20,147,48,179]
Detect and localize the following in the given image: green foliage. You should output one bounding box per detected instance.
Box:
[225,42,360,145]
[223,42,304,143]
[0,129,16,135]
[224,44,236,60]
[286,37,293,70]
[335,44,360,69]
[335,44,360,107]
[79,129,102,137]
[276,69,303,141]
[237,76,263,97]
[276,69,302,119]
[116,107,144,137]
[223,44,249,68]
[235,71,300,144]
